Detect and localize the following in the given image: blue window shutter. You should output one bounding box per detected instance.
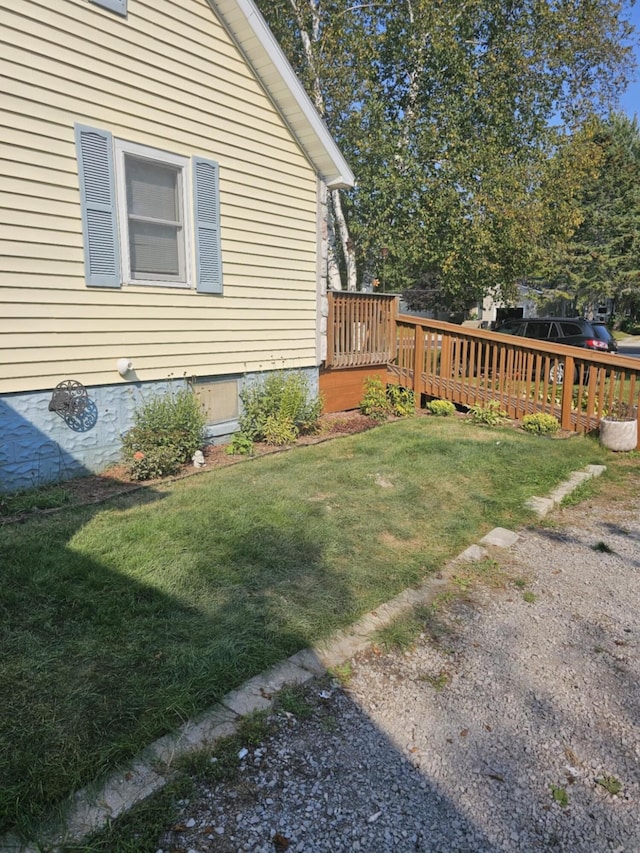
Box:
[193,157,223,294]
[89,0,127,17]
[75,124,121,288]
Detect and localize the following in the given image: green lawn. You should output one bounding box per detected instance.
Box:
[0,417,610,837]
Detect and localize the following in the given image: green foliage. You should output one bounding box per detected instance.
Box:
[226,433,255,456]
[387,384,415,417]
[122,387,206,480]
[238,371,322,446]
[125,445,184,482]
[468,401,509,427]
[329,661,353,685]
[263,414,298,446]
[276,685,313,719]
[257,0,635,302]
[538,114,640,319]
[360,378,415,420]
[619,317,640,334]
[596,775,622,795]
[427,399,456,417]
[359,376,392,420]
[550,784,569,807]
[521,413,560,435]
[421,670,451,691]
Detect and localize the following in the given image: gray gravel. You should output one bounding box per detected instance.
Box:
[157,492,640,853]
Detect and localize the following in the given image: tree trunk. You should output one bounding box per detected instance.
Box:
[332,189,357,290]
[289,0,354,291]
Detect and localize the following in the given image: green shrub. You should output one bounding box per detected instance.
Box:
[360,376,391,421]
[360,379,415,421]
[263,414,298,446]
[122,386,206,480]
[226,433,255,456]
[619,317,640,335]
[521,413,560,435]
[468,400,509,426]
[126,445,184,481]
[238,371,322,446]
[387,385,416,417]
[426,398,456,417]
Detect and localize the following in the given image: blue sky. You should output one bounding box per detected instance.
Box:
[619,4,640,118]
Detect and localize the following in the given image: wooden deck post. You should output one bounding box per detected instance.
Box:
[326,291,336,368]
[413,324,424,405]
[560,355,575,430]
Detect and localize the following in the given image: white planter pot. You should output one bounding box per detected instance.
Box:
[599,418,638,452]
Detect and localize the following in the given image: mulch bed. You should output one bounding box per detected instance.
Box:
[0,411,381,523]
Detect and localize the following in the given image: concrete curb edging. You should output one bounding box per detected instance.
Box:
[1,464,606,852]
[524,464,606,517]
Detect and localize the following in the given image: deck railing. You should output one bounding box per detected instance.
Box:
[324,293,640,441]
[326,291,398,368]
[390,315,640,439]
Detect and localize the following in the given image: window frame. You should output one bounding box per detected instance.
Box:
[114,139,193,289]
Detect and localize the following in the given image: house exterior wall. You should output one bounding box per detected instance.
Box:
[0,366,319,491]
[0,0,320,395]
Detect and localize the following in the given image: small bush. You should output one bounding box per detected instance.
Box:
[360,376,391,421]
[521,413,559,435]
[226,433,254,456]
[126,445,184,481]
[427,399,456,417]
[619,317,640,335]
[360,378,415,421]
[122,386,206,480]
[238,371,322,446]
[387,385,415,417]
[263,414,298,446]
[468,400,509,426]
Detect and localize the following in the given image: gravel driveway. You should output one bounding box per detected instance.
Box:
[158,482,640,853]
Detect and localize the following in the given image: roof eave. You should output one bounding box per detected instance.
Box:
[209,0,355,190]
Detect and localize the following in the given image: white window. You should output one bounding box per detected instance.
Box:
[115,141,191,288]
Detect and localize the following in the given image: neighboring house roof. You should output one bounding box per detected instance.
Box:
[210,0,354,190]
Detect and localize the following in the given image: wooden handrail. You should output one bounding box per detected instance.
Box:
[392,314,640,445]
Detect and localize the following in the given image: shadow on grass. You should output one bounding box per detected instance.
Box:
[0,485,354,839]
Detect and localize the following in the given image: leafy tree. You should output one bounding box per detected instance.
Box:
[256,0,636,306]
[539,113,640,318]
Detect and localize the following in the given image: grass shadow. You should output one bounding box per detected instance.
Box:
[0,483,354,839]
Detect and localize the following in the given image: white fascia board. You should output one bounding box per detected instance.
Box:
[209,0,355,190]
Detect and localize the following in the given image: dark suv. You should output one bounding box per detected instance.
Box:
[497,317,617,352]
[496,317,617,382]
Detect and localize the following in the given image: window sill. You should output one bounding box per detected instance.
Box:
[125,280,192,289]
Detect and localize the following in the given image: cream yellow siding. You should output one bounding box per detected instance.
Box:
[0,0,321,392]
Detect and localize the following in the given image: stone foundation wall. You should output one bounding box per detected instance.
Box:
[0,367,319,493]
